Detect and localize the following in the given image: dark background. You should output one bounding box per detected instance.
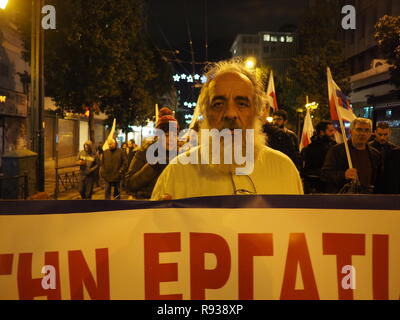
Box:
[147,0,309,63]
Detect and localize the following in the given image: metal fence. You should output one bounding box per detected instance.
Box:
[54,164,80,199]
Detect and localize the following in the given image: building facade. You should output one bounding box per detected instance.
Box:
[0,11,30,167]
[340,0,400,143]
[0,10,107,170]
[230,31,298,76]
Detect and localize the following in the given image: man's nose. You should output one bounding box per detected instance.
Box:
[222,99,238,121]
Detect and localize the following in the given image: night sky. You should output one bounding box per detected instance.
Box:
[148,0,310,64]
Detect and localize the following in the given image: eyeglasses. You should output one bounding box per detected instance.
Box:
[230,173,257,195]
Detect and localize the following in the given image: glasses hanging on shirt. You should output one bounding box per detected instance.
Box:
[230,173,257,195]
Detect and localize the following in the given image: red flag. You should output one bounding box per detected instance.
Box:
[266,71,278,112]
[327,67,356,122]
[299,108,314,151]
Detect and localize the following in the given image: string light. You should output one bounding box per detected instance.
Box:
[173,74,205,83]
[183,102,197,108]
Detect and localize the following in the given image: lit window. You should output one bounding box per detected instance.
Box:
[264,34,270,42]
[286,36,293,42]
[280,36,285,42]
[270,36,277,42]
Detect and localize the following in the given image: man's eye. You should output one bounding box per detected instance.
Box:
[212,102,223,109]
[238,101,249,108]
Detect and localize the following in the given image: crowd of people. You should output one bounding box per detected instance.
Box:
[75,107,179,200]
[75,59,400,200]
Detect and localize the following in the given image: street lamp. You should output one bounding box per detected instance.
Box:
[0,0,8,10]
[244,57,256,70]
[29,0,45,192]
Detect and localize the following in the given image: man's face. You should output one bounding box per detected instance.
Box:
[206,72,255,132]
[128,141,133,148]
[109,140,117,150]
[272,116,285,128]
[164,132,177,151]
[375,128,390,145]
[351,123,372,146]
[84,144,91,152]
[323,124,336,139]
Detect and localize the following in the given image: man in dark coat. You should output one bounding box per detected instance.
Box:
[76,140,99,199]
[369,122,399,194]
[101,139,127,199]
[127,139,137,167]
[321,118,381,194]
[263,110,301,170]
[382,146,400,194]
[266,109,301,170]
[301,120,336,193]
[126,108,178,199]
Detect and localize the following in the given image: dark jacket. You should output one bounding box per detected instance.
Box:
[76,150,99,177]
[126,143,169,199]
[321,140,382,194]
[100,148,127,183]
[370,142,400,194]
[263,123,301,169]
[301,135,336,193]
[127,148,136,167]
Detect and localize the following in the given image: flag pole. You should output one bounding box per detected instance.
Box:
[103,118,116,151]
[155,104,159,124]
[327,67,353,169]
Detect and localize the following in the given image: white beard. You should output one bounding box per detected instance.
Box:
[198,118,266,175]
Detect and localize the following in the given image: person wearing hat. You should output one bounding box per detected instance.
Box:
[126,107,179,199]
[76,140,99,199]
[101,138,128,200]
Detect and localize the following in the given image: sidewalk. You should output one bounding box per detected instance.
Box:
[43,156,134,200]
[55,184,133,200]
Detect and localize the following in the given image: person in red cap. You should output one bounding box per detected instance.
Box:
[126,107,179,199]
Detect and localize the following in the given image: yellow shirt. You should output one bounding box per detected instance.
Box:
[151,146,303,200]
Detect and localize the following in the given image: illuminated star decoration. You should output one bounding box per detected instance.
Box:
[183,102,197,108]
[200,75,207,84]
[173,74,181,82]
[180,74,187,80]
[187,75,194,83]
[194,74,200,80]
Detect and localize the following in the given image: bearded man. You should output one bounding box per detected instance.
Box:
[151,59,303,200]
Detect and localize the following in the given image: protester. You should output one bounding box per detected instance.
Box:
[127,139,137,167]
[126,108,178,199]
[272,110,298,143]
[179,120,201,154]
[321,118,381,194]
[100,138,127,199]
[301,120,336,193]
[121,142,128,155]
[369,122,399,194]
[151,59,303,200]
[76,140,99,199]
[383,146,400,194]
[261,109,301,169]
[263,117,300,169]
[369,122,397,153]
